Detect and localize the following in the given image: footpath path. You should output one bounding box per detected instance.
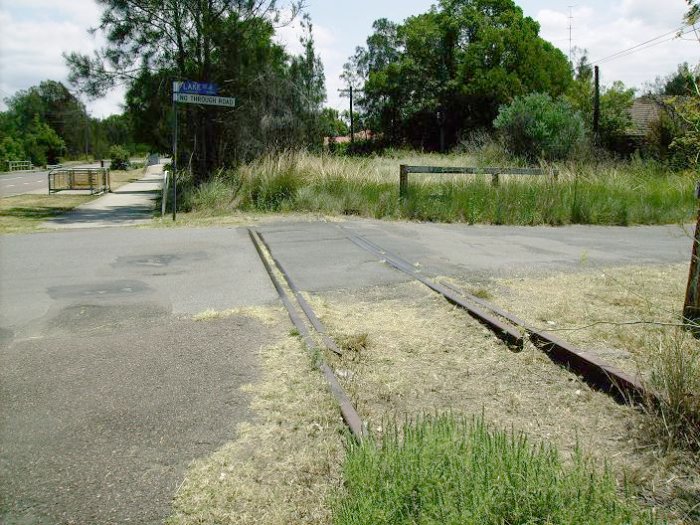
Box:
[43,164,164,229]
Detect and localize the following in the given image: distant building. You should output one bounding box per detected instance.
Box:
[627,97,667,141]
[324,130,376,148]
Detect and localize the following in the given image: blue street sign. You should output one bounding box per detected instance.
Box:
[174,80,219,96]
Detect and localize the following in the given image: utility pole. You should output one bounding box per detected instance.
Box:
[338,85,363,143]
[593,65,600,143]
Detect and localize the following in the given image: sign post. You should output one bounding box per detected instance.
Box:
[171,80,235,220]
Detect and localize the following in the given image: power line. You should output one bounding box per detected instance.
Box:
[592,24,692,65]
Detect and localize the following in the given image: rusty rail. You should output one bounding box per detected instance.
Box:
[340,226,647,404]
[257,232,343,356]
[343,229,524,348]
[248,229,365,439]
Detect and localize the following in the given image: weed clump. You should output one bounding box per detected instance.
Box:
[646,330,700,453]
[334,414,657,525]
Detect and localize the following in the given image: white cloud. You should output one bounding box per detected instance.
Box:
[274,14,347,110]
[536,0,697,91]
[0,0,123,117]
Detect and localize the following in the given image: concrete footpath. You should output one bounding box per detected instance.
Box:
[43,164,164,229]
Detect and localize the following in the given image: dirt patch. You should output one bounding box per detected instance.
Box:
[310,281,698,522]
[169,312,345,525]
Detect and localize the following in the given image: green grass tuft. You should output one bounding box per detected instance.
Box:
[333,414,657,525]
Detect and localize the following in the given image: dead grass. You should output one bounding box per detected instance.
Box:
[308,281,698,522]
[0,194,95,234]
[449,264,691,377]
[192,305,280,326]
[169,307,344,525]
[110,167,144,190]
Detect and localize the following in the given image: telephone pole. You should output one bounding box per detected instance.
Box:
[338,85,363,143]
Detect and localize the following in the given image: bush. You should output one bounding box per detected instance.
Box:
[109,145,130,170]
[494,93,586,161]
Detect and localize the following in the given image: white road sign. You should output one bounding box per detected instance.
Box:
[173,93,236,107]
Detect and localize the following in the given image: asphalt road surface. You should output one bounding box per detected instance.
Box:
[0,220,692,523]
[0,164,100,197]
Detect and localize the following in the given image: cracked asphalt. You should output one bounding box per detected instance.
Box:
[0,219,692,523]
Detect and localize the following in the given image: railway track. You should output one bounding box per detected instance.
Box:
[249,225,651,439]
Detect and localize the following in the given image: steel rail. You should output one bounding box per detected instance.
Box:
[340,226,648,404]
[342,228,524,348]
[248,229,365,439]
[257,231,343,356]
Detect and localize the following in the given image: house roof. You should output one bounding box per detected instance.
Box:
[628,97,665,137]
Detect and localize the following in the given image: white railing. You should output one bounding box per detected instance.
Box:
[7,160,33,172]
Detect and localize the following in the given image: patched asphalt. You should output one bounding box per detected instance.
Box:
[0,219,693,523]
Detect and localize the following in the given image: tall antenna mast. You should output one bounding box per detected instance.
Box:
[568,5,576,64]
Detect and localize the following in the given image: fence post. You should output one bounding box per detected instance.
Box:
[491,173,500,187]
[399,165,408,199]
[683,182,700,333]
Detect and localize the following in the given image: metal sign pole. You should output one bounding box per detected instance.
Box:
[172,82,178,221]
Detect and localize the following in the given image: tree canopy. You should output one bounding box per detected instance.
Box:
[65,0,326,181]
[343,0,572,150]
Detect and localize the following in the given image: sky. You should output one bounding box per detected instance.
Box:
[0,0,697,118]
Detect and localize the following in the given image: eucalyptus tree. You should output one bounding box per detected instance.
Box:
[345,0,572,150]
[65,0,325,180]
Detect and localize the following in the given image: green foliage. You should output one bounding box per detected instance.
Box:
[494,93,585,161]
[66,0,326,181]
[346,0,572,149]
[333,414,656,525]
[0,136,26,169]
[320,108,349,138]
[566,54,636,152]
[599,81,636,150]
[109,145,130,170]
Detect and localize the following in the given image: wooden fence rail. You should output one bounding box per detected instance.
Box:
[399,164,557,198]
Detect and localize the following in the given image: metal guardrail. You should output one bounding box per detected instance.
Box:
[399,164,558,198]
[48,168,111,195]
[7,160,33,172]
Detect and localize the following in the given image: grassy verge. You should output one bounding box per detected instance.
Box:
[310,279,696,522]
[334,415,655,525]
[0,194,95,233]
[176,152,696,226]
[110,167,145,190]
[0,168,145,234]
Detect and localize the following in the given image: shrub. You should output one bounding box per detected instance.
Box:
[494,93,586,161]
[109,145,130,170]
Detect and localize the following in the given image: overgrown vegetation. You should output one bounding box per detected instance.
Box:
[0,80,146,168]
[334,415,656,525]
[494,93,585,160]
[109,145,130,171]
[647,330,700,453]
[175,152,695,226]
